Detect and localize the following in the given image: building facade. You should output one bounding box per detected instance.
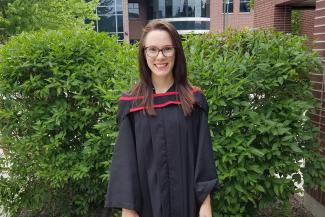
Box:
[95,0,254,42]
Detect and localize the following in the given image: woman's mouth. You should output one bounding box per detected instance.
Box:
[155,63,168,70]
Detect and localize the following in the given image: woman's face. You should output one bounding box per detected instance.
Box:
[144,30,175,79]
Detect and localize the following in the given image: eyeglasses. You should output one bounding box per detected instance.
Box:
[144,46,175,57]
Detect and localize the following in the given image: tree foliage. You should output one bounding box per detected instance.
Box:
[0,0,98,43]
[249,0,255,9]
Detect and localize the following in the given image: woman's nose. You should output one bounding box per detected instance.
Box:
[156,50,165,59]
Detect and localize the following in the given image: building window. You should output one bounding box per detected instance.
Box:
[96,0,124,41]
[223,0,233,13]
[170,21,210,30]
[148,0,210,19]
[240,0,250,13]
[146,0,210,33]
[129,3,140,18]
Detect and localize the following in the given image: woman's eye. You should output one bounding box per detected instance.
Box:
[148,47,158,52]
[163,47,173,52]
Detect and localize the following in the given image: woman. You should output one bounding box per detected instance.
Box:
[105,20,218,217]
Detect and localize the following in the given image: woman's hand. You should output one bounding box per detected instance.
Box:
[198,194,212,217]
[122,208,139,217]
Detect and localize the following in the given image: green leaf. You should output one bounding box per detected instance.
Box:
[290,144,303,153]
[256,185,265,193]
[250,147,265,157]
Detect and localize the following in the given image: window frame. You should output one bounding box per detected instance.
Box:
[128,2,140,19]
[222,0,234,14]
[95,0,124,41]
[239,0,250,13]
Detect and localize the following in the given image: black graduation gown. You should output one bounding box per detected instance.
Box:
[105,85,219,217]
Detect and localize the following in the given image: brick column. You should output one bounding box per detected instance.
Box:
[306,0,325,209]
[123,0,130,43]
[314,0,325,56]
[300,9,315,48]
[210,0,218,32]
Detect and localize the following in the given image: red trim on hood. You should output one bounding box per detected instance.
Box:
[119,88,201,101]
[129,100,182,112]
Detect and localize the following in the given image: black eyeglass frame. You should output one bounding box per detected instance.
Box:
[144,46,175,57]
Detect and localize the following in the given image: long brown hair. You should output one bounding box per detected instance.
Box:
[129,20,194,116]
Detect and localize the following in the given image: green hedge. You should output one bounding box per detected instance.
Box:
[0,29,324,217]
[184,30,325,216]
[0,30,137,216]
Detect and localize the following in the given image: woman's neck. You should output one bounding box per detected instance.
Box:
[152,75,174,94]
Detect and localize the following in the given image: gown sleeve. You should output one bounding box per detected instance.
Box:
[194,92,220,207]
[104,98,142,212]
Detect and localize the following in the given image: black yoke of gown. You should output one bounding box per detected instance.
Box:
[105,85,219,217]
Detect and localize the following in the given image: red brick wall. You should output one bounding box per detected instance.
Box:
[254,0,291,32]
[254,0,275,29]
[254,1,314,43]
[274,0,303,5]
[210,0,217,31]
[307,0,325,206]
[210,0,254,33]
[306,71,325,206]
[300,10,315,47]
[314,0,325,56]
[273,5,291,32]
